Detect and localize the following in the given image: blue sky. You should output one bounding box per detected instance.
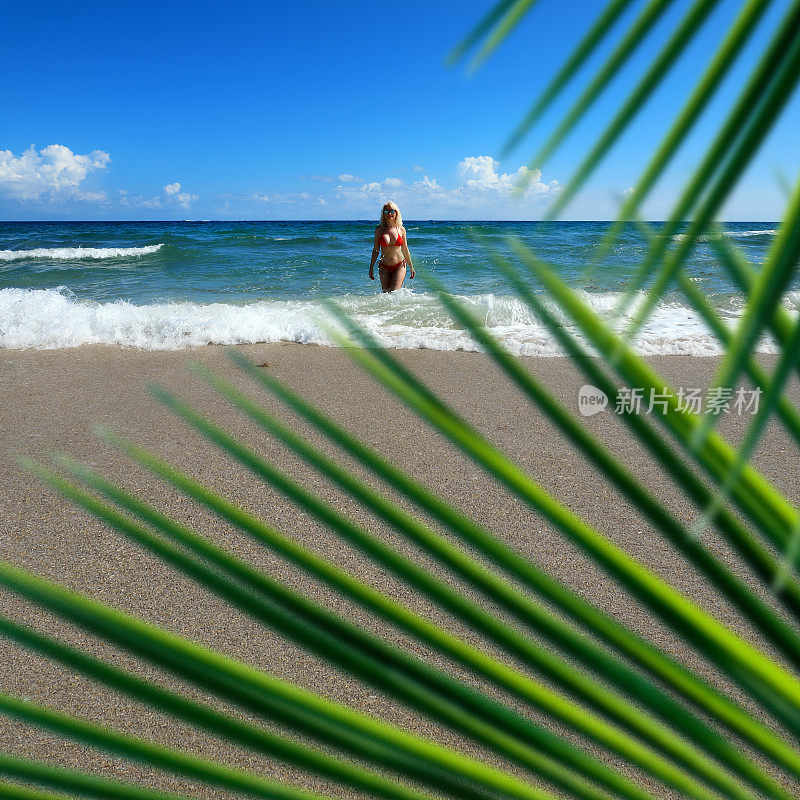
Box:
[2,0,798,221]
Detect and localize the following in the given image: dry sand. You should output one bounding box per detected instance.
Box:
[1,342,798,799]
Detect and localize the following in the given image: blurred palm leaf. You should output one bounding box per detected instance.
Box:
[5,1,800,799]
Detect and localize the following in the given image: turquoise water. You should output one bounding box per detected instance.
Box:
[0,220,790,354]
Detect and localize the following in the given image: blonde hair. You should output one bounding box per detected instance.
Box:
[378,201,403,231]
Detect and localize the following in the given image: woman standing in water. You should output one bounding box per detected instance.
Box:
[369,201,415,292]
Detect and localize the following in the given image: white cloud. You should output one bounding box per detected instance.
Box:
[250,191,325,205]
[338,173,363,183]
[410,174,449,202]
[118,190,161,209]
[163,182,198,209]
[413,165,425,173]
[414,175,443,191]
[116,183,198,211]
[457,155,506,187]
[333,156,559,215]
[456,156,558,197]
[73,190,109,204]
[0,144,110,200]
[335,178,399,206]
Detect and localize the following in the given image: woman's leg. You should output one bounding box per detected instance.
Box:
[389,264,406,292]
[379,263,407,292]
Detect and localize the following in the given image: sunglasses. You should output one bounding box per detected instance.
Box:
[383,209,397,216]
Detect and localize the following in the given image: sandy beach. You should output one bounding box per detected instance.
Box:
[1,342,798,799]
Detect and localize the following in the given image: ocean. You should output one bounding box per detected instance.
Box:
[0,220,790,356]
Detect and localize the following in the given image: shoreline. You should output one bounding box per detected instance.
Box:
[2,342,797,797]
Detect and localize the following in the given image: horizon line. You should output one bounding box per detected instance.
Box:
[0,219,783,224]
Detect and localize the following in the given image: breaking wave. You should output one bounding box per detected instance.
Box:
[1,286,790,355]
[0,244,164,262]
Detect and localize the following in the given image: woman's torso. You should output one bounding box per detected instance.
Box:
[378,226,405,267]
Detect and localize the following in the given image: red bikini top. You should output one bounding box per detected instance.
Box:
[380,229,404,248]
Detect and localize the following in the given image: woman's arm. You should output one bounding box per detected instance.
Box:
[401,228,414,278]
[369,228,381,280]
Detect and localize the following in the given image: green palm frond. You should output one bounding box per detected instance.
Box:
[0,670,336,800]
[143,369,779,800]
[526,0,721,202]
[220,345,800,789]
[494,234,800,628]
[501,0,639,156]
[423,266,800,629]
[625,221,800,543]
[8,1,800,798]
[447,0,541,69]
[506,240,800,568]
[78,423,697,800]
[325,308,800,716]
[614,0,800,332]
[689,188,800,447]
[594,0,776,255]
[0,752,202,800]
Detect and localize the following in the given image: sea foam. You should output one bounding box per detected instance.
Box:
[725,229,779,238]
[672,229,778,242]
[0,244,164,261]
[0,286,785,355]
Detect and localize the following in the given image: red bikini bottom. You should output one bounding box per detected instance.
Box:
[379,259,406,273]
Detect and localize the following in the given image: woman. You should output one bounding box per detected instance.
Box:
[369,201,415,292]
